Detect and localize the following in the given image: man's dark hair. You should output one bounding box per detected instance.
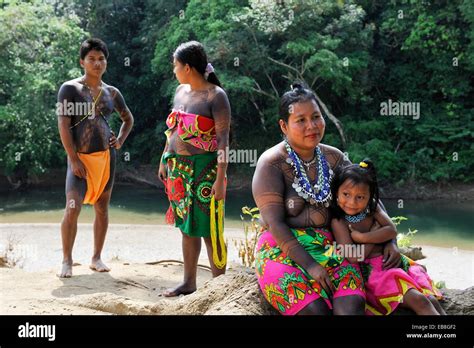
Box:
[80,38,109,60]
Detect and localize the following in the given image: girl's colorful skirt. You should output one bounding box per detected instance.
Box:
[255,228,365,315]
[361,254,443,315]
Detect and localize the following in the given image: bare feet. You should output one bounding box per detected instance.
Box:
[57,262,73,278]
[89,259,111,272]
[162,283,196,297]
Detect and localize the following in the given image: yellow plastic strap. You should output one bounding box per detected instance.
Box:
[210,196,226,269]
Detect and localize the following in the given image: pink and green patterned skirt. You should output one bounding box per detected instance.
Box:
[361,254,443,315]
[255,228,365,315]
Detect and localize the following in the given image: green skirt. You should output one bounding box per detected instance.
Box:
[163,151,221,237]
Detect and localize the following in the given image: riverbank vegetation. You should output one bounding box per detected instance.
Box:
[1,0,472,189]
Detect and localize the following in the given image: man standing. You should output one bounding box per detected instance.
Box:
[57,38,134,277]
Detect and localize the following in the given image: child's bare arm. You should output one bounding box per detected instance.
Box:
[350,206,397,244]
[331,219,375,263]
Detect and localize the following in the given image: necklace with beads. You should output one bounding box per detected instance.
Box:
[301,156,316,170]
[83,79,103,106]
[344,211,367,223]
[284,140,333,207]
[69,78,105,130]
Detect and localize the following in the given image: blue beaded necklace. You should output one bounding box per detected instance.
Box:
[284,140,333,207]
[344,211,367,223]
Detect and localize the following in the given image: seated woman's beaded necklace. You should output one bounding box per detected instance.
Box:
[284,140,333,207]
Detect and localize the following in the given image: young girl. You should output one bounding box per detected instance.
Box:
[330,159,445,315]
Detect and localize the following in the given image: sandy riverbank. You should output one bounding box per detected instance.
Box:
[0,223,472,315]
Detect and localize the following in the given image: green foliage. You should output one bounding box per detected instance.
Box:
[391,216,408,226]
[392,216,418,248]
[0,1,87,178]
[235,206,261,268]
[363,0,474,183]
[397,228,419,249]
[0,0,472,187]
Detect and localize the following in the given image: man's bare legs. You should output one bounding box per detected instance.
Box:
[90,189,112,272]
[58,192,83,278]
[163,232,201,297]
[59,188,112,277]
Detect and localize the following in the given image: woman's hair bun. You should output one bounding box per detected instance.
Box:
[290,82,305,92]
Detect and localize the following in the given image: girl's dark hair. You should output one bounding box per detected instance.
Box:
[330,158,380,220]
[173,41,222,87]
[80,38,109,60]
[279,81,319,122]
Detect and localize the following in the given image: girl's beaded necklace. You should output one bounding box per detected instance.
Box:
[344,211,367,223]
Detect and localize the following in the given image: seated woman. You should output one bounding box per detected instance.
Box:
[330,159,445,315]
[252,83,401,315]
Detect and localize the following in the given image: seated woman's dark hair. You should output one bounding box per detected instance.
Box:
[279,81,319,122]
[330,159,380,220]
[173,41,222,87]
[80,38,109,59]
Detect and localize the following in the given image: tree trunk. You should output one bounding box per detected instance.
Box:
[314,93,347,149]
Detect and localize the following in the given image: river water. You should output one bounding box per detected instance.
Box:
[1,185,473,250]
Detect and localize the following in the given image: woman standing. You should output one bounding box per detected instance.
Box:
[158,41,231,297]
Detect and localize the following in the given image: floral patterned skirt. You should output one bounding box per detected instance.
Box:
[255,228,365,315]
[163,151,219,237]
